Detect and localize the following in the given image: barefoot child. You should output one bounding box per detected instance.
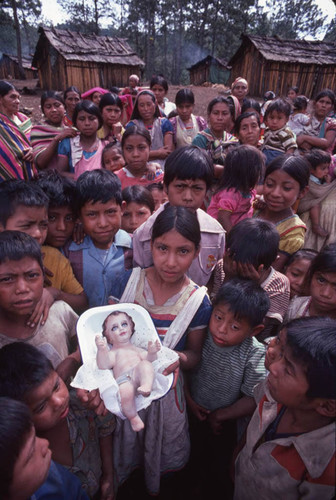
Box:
[0,343,114,499]
[96,310,161,431]
[234,316,336,499]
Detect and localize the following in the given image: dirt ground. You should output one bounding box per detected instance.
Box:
[13,78,230,125]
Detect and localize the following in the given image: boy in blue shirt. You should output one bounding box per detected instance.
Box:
[64,169,133,307]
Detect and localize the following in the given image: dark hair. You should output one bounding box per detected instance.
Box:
[101,141,123,167]
[0,343,54,402]
[35,170,76,211]
[285,248,318,271]
[207,96,234,119]
[73,100,103,129]
[175,88,195,106]
[102,310,135,338]
[0,397,33,498]
[285,317,336,398]
[40,90,64,112]
[151,205,201,249]
[0,80,16,97]
[146,182,164,193]
[109,86,120,94]
[264,155,310,191]
[293,95,309,112]
[264,98,292,120]
[63,85,81,101]
[0,231,44,270]
[0,179,49,227]
[122,185,155,213]
[130,90,161,120]
[150,75,169,92]
[213,278,270,327]
[314,89,335,107]
[226,218,279,270]
[164,145,214,190]
[288,86,299,94]
[304,149,331,170]
[241,99,261,115]
[306,242,336,286]
[215,145,263,195]
[234,111,261,136]
[75,169,122,210]
[263,91,275,101]
[98,92,123,112]
[121,124,151,148]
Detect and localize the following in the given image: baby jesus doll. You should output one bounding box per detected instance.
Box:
[95,311,161,431]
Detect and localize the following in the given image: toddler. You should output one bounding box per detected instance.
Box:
[121,185,154,233]
[262,98,297,165]
[101,140,125,173]
[287,95,310,136]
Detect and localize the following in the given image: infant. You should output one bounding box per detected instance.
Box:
[95,311,161,431]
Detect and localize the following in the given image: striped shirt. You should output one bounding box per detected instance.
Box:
[190,330,266,411]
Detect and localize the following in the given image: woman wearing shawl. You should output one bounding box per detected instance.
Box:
[0,80,36,181]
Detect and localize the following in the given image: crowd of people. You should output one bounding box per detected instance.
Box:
[0,73,335,500]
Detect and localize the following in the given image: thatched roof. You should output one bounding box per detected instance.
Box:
[187,55,229,71]
[33,26,145,67]
[1,53,34,70]
[229,34,336,66]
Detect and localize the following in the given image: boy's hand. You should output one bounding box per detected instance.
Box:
[236,261,262,281]
[76,388,108,416]
[100,475,114,500]
[42,261,54,287]
[207,408,227,435]
[189,399,210,421]
[26,288,54,327]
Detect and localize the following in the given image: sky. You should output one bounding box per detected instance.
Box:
[41,0,336,33]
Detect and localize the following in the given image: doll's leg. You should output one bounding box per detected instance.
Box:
[135,360,155,397]
[119,381,144,432]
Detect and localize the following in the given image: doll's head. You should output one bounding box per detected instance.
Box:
[102,311,135,344]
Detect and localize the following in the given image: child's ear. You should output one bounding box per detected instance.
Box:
[121,200,126,213]
[250,324,264,338]
[297,186,309,200]
[315,399,336,418]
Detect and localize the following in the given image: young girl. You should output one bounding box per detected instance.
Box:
[63,86,81,127]
[207,145,264,232]
[101,141,125,173]
[285,243,336,320]
[98,92,124,142]
[110,205,212,496]
[284,248,318,298]
[150,74,176,117]
[192,96,238,166]
[126,89,174,168]
[58,100,105,179]
[169,89,207,148]
[121,185,155,234]
[255,155,310,272]
[116,124,164,189]
[287,95,310,136]
[31,91,78,171]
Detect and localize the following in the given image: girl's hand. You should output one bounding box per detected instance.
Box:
[22,147,34,162]
[162,358,180,376]
[56,127,78,141]
[26,288,54,327]
[157,146,171,159]
[76,388,108,416]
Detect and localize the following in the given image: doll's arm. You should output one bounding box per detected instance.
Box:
[146,340,161,362]
[95,335,115,370]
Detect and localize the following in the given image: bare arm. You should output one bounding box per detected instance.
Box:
[207,395,256,435]
[217,210,233,232]
[35,128,78,169]
[177,327,207,371]
[296,129,336,150]
[148,133,174,160]
[99,434,115,500]
[46,287,88,314]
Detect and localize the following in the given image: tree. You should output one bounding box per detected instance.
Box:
[57,0,116,35]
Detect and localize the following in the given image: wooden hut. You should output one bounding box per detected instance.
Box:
[187,55,230,85]
[228,35,336,98]
[0,54,37,80]
[32,27,145,91]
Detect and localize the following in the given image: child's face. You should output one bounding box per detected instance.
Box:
[265,111,288,131]
[151,84,166,105]
[1,205,48,246]
[209,303,253,347]
[287,89,297,101]
[25,371,70,431]
[103,148,125,172]
[91,91,102,106]
[122,202,152,234]
[263,169,302,213]
[268,331,314,409]
[285,258,311,298]
[123,134,150,174]
[45,206,75,248]
[102,105,122,127]
[80,199,123,249]
[150,188,168,211]
[151,228,198,284]
[75,110,99,136]
[42,98,65,126]
[310,271,336,316]
[0,257,43,318]
[137,94,156,122]
[10,426,51,499]
[313,162,329,182]
[166,177,207,211]
[104,312,133,345]
[176,103,194,122]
